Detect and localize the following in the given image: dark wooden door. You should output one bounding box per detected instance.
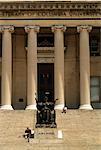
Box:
[38,63,54,102]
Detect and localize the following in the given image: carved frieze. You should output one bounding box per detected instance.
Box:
[0,2,100,18]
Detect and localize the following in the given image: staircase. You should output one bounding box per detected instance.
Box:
[0,110,101,150]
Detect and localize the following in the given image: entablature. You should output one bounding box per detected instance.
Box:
[0,1,100,18]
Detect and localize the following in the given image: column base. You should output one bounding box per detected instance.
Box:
[26,104,37,110]
[79,104,93,110]
[55,104,65,110]
[0,105,13,110]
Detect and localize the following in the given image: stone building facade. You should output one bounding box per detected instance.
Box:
[0,0,101,110]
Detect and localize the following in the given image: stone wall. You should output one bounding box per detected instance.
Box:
[12,29,27,109]
[64,30,80,108]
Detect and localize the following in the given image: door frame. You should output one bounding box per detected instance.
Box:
[37,63,54,102]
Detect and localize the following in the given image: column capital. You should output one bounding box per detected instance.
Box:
[52,25,66,32]
[25,25,40,33]
[0,25,14,33]
[77,25,92,33]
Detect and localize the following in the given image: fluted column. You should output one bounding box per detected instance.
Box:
[0,26,14,110]
[25,26,39,109]
[77,25,93,110]
[52,25,66,110]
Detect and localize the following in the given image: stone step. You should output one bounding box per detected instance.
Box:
[0,110,101,150]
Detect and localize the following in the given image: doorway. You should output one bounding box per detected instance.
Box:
[37,63,54,102]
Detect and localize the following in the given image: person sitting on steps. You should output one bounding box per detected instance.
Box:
[24,127,31,142]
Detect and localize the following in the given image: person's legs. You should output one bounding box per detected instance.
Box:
[27,133,31,142]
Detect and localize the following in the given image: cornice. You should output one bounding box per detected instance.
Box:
[0,2,100,10]
[0,2,100,18]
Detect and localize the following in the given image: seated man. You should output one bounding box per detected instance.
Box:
[24,127,31,142]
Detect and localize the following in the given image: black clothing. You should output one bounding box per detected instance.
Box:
[25,128,31,134]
